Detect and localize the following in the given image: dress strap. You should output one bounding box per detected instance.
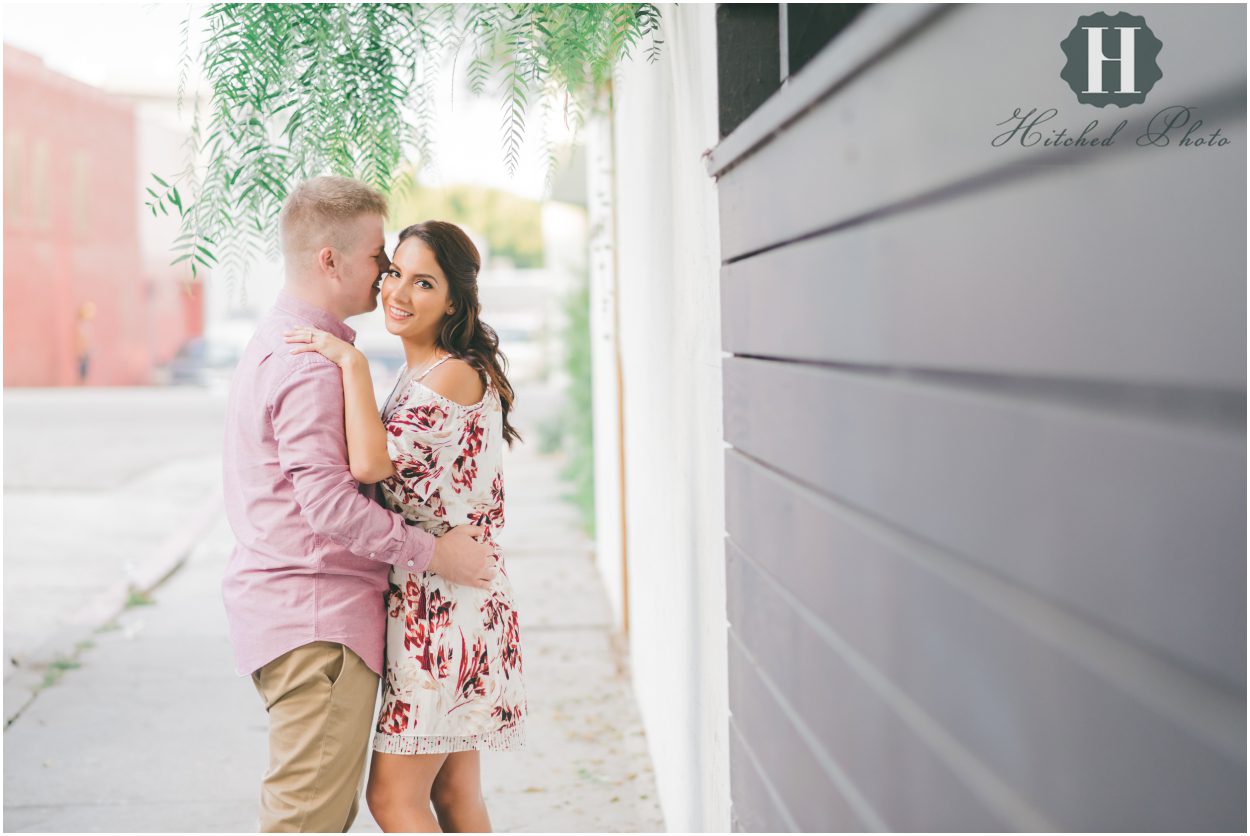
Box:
[415,354,454,382]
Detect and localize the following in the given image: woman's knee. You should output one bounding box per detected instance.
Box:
[430,774,483,814]
[364,777,389,815]
[367,754,439,817]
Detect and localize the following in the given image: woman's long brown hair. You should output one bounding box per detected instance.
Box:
[397,220,521,445]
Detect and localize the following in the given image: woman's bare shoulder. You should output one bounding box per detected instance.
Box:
[422,357,486,406]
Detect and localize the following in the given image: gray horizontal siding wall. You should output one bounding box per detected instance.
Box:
[713,4,1246,831]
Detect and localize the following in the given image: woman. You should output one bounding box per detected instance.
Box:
[284,220,526,832]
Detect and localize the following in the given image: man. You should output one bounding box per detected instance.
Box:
[221,176,496,832]
[74,301,95,384]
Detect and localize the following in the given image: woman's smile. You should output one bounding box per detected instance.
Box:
[385,304,413,321]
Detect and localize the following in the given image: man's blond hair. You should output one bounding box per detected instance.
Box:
[279,176,389,259]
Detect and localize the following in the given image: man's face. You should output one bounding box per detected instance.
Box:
[336,213,388,318]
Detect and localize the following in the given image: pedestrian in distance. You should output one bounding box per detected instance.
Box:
[74,301,96,385]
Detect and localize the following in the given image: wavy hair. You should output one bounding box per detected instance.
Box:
[397,221,520,445]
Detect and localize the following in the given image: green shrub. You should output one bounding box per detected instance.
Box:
[557,272,595,535]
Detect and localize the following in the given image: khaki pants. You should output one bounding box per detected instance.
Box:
[251,641,380,832]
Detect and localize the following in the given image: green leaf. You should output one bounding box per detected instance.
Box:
[164,2,663,288]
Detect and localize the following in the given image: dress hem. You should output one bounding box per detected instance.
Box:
[372,723,525,755]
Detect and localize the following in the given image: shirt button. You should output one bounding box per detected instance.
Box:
[369,552,376,558]
[407,560,415,567]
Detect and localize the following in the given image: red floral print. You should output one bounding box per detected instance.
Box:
[377,698,412,734]
[452,632,491,708]
[459,412,485,457]
[450,453,478,493]
[490,700,525,727]
[500,609,522,676]
[373,369,526,753]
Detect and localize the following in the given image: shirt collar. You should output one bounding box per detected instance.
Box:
[273,289,357,344]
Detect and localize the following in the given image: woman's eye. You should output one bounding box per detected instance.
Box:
[416,279,433,289]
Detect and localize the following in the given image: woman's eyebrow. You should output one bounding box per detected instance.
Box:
[389,266,439,284]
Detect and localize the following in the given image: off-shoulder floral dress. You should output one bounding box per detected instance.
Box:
[371,356,526,755]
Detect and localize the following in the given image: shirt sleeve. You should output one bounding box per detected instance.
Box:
[270,357,436,572]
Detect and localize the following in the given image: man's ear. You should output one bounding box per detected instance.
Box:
[317,245,337,278]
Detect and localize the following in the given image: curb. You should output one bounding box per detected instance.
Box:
[84,490,226,623]
[3,491,225,728]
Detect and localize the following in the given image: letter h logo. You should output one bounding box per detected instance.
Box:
[1060,12,1162,107]
[1084,25,1140,93]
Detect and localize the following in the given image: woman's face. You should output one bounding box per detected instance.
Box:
[379,238,453,341]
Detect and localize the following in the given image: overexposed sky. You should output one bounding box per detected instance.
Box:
[1,0,572,200]
[3,2,208,93]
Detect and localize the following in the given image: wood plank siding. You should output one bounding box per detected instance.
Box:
[711,4,1246,831]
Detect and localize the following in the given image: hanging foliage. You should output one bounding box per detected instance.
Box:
[146,3,663,281]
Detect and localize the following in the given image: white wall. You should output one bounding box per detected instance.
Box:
[592,4,730,830]
[587,110,628,627]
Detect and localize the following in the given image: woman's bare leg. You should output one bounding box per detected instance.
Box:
[430,750,492,833]
[366,750,449,833]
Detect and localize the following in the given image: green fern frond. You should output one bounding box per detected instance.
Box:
[152,3,664,283]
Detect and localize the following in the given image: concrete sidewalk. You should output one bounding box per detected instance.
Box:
[3,432,665,832]
[4,388,229,726]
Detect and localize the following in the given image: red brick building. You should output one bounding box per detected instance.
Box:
[3,46,202,386]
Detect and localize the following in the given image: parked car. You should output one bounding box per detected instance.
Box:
[162,337,241,388]
[366,347,409,409]
[492,318,546,384]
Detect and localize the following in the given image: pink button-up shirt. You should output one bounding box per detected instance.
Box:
[221,290,435,677]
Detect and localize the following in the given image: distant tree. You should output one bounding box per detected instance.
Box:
[389,180,546,268]
[146,3,662,281]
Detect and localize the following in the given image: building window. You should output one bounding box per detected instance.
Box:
[716,3,868,138]
[5,132,22,221]
[786,4,867,77]
[72,152,90,236]
[716,3,781,138]
[32,139,51,229]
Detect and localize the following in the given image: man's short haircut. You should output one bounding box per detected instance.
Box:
[279,176,389,258]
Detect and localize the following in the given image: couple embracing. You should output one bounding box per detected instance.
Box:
[221,176,527,833]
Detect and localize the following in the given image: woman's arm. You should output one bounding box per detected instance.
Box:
[339,354,396,484]
[285,328,395,484]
